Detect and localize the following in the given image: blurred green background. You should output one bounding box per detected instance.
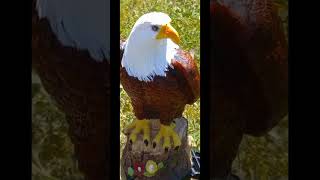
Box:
[32,0,288,179]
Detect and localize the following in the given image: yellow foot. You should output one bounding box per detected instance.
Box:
[124,119,150,146]
[152,123,181,152]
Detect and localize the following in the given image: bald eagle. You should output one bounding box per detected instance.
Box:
[32,0,110,179]
[210,0,288,178]
[120,12,200,152]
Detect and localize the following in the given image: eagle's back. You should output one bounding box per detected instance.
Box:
[211,0,288,136]
[210,0,287,177]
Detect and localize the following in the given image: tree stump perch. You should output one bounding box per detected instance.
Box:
[121,118,191,180]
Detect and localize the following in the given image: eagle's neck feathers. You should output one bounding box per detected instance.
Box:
[122,35,178,82]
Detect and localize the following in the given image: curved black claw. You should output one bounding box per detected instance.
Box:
[174,146,180,151]
[153,142,157,148]
[144,139,149,146]
[164,147,169,153]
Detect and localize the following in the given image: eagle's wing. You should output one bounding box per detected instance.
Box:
[211,0,288,136]
[172,49,200,105]
[36,0,110,61]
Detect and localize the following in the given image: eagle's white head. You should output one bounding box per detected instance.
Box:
[122,12,180,82]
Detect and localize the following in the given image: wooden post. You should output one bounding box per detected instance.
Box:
[121,118,191,180]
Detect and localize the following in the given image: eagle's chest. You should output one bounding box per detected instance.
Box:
[120,67,183,105]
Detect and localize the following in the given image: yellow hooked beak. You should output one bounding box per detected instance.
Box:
[156,23,180,45]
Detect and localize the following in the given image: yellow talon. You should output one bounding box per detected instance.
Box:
[163,136,171,151]
[125,119,150,146]
[152,123,182,152]
[152,131,162,148]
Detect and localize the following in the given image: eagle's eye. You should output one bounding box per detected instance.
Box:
[151,25,159,32]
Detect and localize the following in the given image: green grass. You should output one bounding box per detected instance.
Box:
[120,0,201,153]
[32,82,84,180]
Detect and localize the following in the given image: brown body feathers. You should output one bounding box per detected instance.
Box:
[210,0,288,177]
[120,47,200,125]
